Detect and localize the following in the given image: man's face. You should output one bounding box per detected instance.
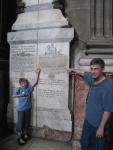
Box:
[90,64,104,80]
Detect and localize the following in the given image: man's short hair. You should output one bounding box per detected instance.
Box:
[90,58,105,69]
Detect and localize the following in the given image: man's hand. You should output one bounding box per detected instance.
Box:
[66,68,74,73]
[96,127,104,138]
[66,68,84,76]
[96,111,111,138]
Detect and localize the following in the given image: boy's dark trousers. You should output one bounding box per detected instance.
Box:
[16,108,31,137]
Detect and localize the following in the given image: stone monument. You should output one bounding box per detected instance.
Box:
[8,0,74,141]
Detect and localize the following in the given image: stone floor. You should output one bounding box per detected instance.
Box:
[0,134,72,150]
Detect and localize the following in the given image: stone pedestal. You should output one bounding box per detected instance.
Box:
[8,0,74,141]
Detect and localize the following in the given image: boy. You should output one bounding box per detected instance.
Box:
[13,68,40,145]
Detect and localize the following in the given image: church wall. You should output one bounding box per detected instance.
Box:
[65,0,113,149]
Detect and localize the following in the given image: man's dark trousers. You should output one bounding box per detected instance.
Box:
[80,119,105,150]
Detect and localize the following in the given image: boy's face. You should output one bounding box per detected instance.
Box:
[20,82,27,88]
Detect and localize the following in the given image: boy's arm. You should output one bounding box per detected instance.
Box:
[13,88,27,98]
[13,93,28,98]
[32,68,41,88]
[66,68,85,77]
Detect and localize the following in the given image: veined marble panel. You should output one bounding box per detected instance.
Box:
[8,42,72,131]
[31,109,72,131]
[36,110,72,131]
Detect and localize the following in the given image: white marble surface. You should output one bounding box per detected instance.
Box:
[36,110,72,131]
[8,0,74,133]
[8,42,72,131]
[12,9,68,30]
[31,108,72,131]
[8,28,74,43]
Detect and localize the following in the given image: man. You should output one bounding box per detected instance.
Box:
[67,58,113,150]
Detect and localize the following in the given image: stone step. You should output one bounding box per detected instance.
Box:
[0,134,72,150]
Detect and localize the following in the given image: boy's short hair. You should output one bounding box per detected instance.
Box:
[90,58,105,69]
[19,78,29,84]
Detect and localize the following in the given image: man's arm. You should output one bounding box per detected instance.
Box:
[32,68,41,88]
[96,111,111,138]
[66,68,85,76]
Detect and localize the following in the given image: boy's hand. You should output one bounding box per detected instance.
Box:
[33,68,41,88]
[21,92,29,97]
[35,68,41,74]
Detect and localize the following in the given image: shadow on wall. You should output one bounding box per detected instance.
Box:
[8,81,15,134]
[105,75,113,150]
[7,0,17,31]
[0,67,13,140]
[107,113,113,150]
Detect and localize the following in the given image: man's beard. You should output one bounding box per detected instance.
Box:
[93,76,100,81]
[93,74,105,83]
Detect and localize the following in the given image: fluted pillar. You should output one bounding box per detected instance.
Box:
[104,0,112,37]
[90,0,113,41]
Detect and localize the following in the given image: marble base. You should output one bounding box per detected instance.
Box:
[72,140,81,150]
[30,127,72,142]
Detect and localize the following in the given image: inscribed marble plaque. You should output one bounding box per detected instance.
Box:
[36,43,69,109]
